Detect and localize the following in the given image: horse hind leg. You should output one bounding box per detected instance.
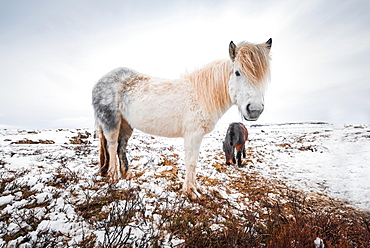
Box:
[98,126,109,177]
[99,122,121,182]
[117,116,133,179]
[235,143,244,167]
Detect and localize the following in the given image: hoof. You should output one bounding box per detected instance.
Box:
[108,177,119,184]
[183,184,202,201]
[184,189,201,201]
[121,169,133,180]
[107,170,119,183]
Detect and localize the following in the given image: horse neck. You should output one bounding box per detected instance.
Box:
[185,60,233,118]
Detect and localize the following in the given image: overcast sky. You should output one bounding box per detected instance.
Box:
[0,0,369,129]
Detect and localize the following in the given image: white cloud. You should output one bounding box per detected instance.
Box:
[0,0,369,129]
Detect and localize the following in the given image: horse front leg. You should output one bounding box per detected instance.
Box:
[232,149,236,164]
[236,150,242,168]
[183,133,203,200]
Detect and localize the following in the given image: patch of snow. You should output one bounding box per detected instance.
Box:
[314,237,325,248]
[0,195,14,206]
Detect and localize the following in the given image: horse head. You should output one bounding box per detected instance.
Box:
[223,124,238,165]
[222,139,234,165]
[228,39,272,121]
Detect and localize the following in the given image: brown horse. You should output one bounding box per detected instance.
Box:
[223,122,248,167]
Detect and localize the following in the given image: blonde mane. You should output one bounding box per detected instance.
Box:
[183,60,232,117]
[183,42,270,117]
[235,41,271,89]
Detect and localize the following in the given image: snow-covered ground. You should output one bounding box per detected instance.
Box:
[0,122,369,246]
[237,123,370,211]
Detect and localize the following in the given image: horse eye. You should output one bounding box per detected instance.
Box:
[235,71,240,76]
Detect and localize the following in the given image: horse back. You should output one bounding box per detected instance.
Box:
[237,122,248,141]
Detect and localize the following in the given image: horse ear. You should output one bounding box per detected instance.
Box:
[266,38,272,49]
[229,41,237,61]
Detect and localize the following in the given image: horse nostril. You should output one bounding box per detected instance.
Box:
[246,103,264,120]
[246,104,264,114]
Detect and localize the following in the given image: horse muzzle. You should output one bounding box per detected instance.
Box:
[244,103,264,121]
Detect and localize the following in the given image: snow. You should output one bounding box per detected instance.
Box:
[0,195,14,207]
[314,237,325,248]
[0,123,369,246]
[241,123,370,210]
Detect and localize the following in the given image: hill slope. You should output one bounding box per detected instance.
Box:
[0,123,369,247]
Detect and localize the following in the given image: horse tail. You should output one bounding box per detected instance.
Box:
[98,126,109,177]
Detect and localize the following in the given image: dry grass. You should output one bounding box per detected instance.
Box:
[10,139,55,144]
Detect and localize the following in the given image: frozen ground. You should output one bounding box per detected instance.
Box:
[239,122,370,211]
[0,122,369,246]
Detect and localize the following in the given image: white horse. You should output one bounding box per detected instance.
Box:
[92,39,272,199]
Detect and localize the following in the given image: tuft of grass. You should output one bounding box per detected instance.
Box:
[261,196,370,247]
[69,131,92,145]
[212,162,227,173]
[45,162,80,189]
[76,183,141,222]
[10,139,55,144]
[0,159,7,166]
[155,193,262,248]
